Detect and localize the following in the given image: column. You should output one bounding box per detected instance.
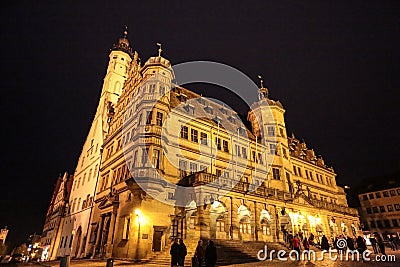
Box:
[229,197,239,240]
[106,211,117,258]
[197,204,211,240]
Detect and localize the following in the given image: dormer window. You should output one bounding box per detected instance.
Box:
[228,116,236,124]
[204,106,213,115]
[220,108,228,115]
[197,98,206,105]
[184,104,195,115]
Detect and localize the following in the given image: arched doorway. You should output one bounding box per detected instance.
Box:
[238,205,251,240]
[73,226,82,258]
[260,209,273,242]
[209,201,227,239]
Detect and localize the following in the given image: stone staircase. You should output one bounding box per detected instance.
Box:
[214,240,290,266]
[142,239,290,266]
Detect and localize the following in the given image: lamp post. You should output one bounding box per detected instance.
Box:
[135,209,141,261]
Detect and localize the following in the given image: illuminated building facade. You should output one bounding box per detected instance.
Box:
[56,30,133,258]
[57,30,361,260]
[359,187,400,239]
[41,172,73,260]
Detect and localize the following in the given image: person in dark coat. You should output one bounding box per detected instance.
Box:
[346,236,355,251]
[356,236,366,255]
[321,235,330,251]
[376,235,386,256]
[204,240,217,267]
[170,238,180,267]
[369,236,378,253]
[178,239,187,266]
[194,240,204,267]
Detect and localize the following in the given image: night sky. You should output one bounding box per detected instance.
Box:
[1,1,399,247]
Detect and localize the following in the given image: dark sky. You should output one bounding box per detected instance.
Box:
[1,1,399,247]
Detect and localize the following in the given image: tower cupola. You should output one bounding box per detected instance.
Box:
[111,26,133,57]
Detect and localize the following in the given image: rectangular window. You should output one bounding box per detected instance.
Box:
[216,169,222,177]
[362,195,368,201]
[379,206,386,213]
[272,168,281,180]
[368,193,374,200]
[242,147,247,158]
[267,126,275,136]
[64,236,68,248]
[200,132,208,145]
[180,126,189,139]
[383,219,390,228]
[141,148,148,165]
[258,153,263,164]
[269,144,277,155]
[390,190,396,196]
[123,216,130,240]
[168,192,174,199]
[156,112,163,126]
[146,111,152,125]
[392,219,399,227]
[223,140,229,152]
[191,129,198,142]
[149,83,156,93]
[60,237,64,248]
[383,191,389,197]
[179,160,187,177]
[372,207,378,213]
[235,145,241,157]
[215,137,221,150]
[171,220,178,237]
[152,149,160,169]
[376,220,383,228]
[394,204,400,211]
[366,208,372,214]
[387,205,394,212]
[190,162,198,173]
[375,192,381,198]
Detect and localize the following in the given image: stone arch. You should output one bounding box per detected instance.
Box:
[238,205,251,239]
[73,226,82,258]
[260,209,273,238]
[210,200,228,239]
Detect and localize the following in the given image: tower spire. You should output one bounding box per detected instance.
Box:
[257,75,264,88]
[123,25,128,38]
[157,42,162,57]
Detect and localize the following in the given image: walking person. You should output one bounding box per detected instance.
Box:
[346,236,355,251]
[178,239,187,266]
[194,240,204,267]
[369,235,378,254]
[170,238,180,267]
[291,234,301,261]
[321,235,330,251]
[204,240,217,267]
[376,235,386,256]
[356,236,366,255]
[303,237,310,261]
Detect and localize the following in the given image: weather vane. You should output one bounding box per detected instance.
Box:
[123,25,128,38]
[157,42,162,57]
[257,75,264,88]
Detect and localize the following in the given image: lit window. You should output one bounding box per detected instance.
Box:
[156,112,163,126]
[223,140,229,152]
[269,144,277,155]
[191,129,198,142]
[387,205,394,212]
[267,126,275,136]
[200,132,208,145]
[272,168,280,180]
[180,126,189,139]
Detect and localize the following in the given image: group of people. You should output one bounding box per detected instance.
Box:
[369,234,400,255]
[170,238,217,267]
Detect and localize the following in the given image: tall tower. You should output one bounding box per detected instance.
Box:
[57,29,133,258]
[248,81,293,193]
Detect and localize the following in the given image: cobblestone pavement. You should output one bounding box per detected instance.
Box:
[15,250,399,267]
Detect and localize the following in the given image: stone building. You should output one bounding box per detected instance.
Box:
[57,29,133,258]
[41,172,73,260]
[358,186,400,239]
[80,32,361,260]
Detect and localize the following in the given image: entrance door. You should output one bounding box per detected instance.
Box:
[152,231,163,252]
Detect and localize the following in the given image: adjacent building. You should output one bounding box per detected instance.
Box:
[358,186,400,239]
[40,172,73,260]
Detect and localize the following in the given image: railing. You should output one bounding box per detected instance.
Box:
[179,172,359,216]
